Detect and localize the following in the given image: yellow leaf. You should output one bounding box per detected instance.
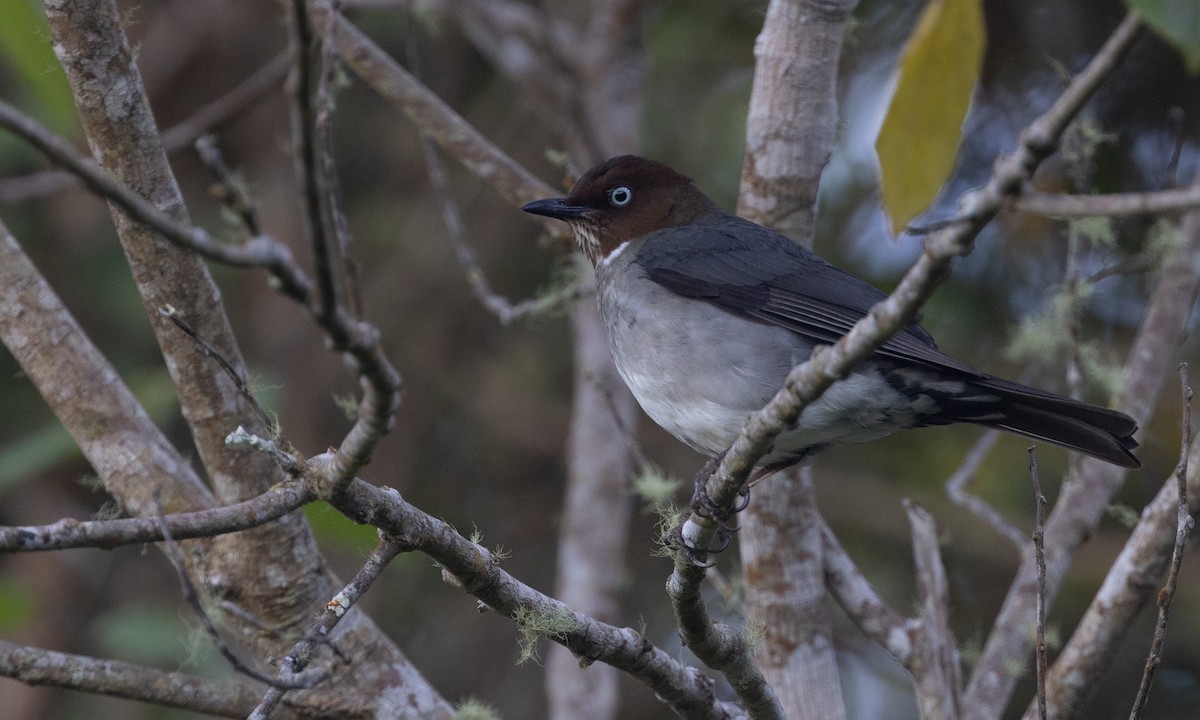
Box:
[876,0,986,236]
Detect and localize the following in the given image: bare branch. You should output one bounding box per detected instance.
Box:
[1128,365,1193,720]
[317,467,745,719]
[308,1,562,212]
[0,53,288,203]
[288,0,340,323]
[1024,420,1200,720]
[250,535,405,718]
[277,1,404,497]
[0,481,311,552]
[821,521,918,662]
[945,430,1027,550]
[972,167,1200,716]
[665,549,783,719]
[1030,449,1048,720]
[0,639,269,719]
[421,135,589,324]
[0,98,312,284]
[1009,183,1200,218]
[906,500,963,719]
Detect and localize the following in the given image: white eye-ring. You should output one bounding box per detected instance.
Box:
[608,186,633,207]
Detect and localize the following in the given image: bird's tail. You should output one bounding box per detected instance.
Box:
[971,376,1141,468]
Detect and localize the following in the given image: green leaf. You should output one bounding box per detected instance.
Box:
[876,0,986,235]
[1126,0,1200,72]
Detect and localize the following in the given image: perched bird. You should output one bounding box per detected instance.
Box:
[523,155,1140,474]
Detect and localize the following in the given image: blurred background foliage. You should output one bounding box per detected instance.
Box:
[0,0,1198,718]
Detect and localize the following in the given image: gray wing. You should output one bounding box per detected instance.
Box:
[635,214,984,377]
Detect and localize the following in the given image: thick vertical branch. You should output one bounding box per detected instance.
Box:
[547,5,646,717]
[737,0,855,243]
[45,0,279,504]
[0,221,213,516]
[738,468,837,718]
[735,1,858,718]
[40,1,451,714]
[45,0,327,659]
[550,295,639,720]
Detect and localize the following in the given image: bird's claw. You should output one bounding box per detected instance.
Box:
[678,458,752,560]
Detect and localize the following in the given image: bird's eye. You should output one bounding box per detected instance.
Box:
[608,186,633,207]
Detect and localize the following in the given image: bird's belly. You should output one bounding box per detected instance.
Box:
[598,270,918,464]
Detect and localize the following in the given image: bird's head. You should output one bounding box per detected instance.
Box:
[523,155,719,265]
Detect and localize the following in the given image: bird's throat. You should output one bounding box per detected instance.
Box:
[571,223,603,265]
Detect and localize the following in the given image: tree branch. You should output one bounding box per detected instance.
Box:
[0,53,289,203]
[318,466,745,720]
[0,481,311,552]
[1128,366,1192,719]
[1025,387,1199,719]
[0,640,272,719]
[1009,183,1200,218]
[821,521,919,663]
[308,0,561,212]
[906,501,963,719]
[968,164,1200,717]
[678,5,1145,642]
[251,535,406,718]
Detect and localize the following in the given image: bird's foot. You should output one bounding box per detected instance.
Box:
[668,523,720,567]
[681,453,752,560]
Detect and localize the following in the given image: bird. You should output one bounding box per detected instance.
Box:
[522,155,1141,477]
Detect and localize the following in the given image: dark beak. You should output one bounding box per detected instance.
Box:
[522,197,588,221]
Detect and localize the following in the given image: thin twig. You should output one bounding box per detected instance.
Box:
[412,41,585,326]
[1009,182,1200,218]
[153,506,322,690]
[0,53,289,203]
[1129,364,1194,719]
[249,535,405,719]
[944,430,1026,550]
[0,98,311,289]
[195,135,263,236]
[0,481,311,552]
[1029,448,1048,720]
[318,472,743,719]
[159,305,275,431]
[317,3,363,320]
[289,0,339,323]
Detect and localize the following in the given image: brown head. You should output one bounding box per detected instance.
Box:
[522,156,720,264]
